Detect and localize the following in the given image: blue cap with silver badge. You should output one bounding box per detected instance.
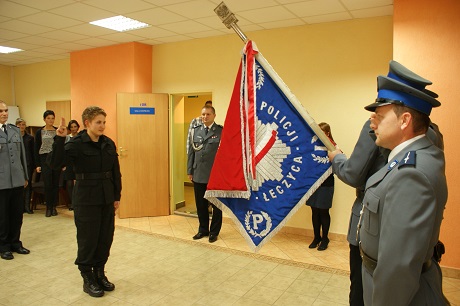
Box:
[365,60,440,116]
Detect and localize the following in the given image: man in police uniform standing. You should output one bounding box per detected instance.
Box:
[187,104,223,243]
[328,61,444,306]
[358,65,448,305]
[0,100,30,260]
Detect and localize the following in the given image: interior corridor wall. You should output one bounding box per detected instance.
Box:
[12,59,70,126]
[70,42,152,141]
[394,0,460,269]
[151,16,393,237]
[0,64,13,106]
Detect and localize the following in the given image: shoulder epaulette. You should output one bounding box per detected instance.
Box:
[399,151,416,168]
[6,124,20,131]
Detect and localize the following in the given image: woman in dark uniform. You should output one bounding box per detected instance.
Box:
[63,119,80,210]
[48,106,121,298]
[306,122,335,251]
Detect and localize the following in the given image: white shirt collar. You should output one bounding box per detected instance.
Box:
[205,122,214,130]
[388,134,425,162]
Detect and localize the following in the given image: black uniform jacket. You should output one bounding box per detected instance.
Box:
[48,130,121,206]
[22,132,35,178]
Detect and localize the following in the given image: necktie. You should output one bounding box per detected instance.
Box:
[205,127,209,135]
[2,124,6,135]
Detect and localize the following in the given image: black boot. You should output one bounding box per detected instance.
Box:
[94,266,115,291]
[45,208,52,217]
[317,237,329,251]
[24,204,33,214]
[51,206,58,216]
[81,271,104,297]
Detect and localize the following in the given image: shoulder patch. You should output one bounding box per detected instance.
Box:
[399,151,416,168]
[7,123,19,129]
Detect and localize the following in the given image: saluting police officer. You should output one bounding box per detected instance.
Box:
[0,100,30,260]
[358,63,449,305]
[48,106,121,298]
[187,104,223,243]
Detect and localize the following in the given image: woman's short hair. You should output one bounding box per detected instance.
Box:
[15,118,26,125]
[67,119,80,130]
[43,110,55,119]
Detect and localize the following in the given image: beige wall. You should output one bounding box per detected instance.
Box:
[13,59,70,126]
[0,64,13,105]
[152,16,393,235]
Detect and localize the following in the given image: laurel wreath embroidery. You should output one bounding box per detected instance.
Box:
[311,153,330,164]
[255,64,264,90]
[245,211,273,238]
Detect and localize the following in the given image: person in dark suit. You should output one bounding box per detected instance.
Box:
[306,122,336,251]
[0,101,30,260]
[187,104,223,243]
[360,62,447,305]
[16,118,35,214]
[34,110,60,217]
[63,119,80,210]
[48,106,121,298]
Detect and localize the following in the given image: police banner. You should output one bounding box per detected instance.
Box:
[205,41,333,251]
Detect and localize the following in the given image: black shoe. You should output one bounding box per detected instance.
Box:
[12,247,30,254]
[45,209,52,217]
[24,208,33,214]
[94,267,115,291]
[209,234,218,243]
[309,238,321,249]
[51,208,58,216]
[81,271,104,297]
[193,232,209,240]
[317,238,329,251]
[0,251,14,260]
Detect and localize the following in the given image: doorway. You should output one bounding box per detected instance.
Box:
[170,93,212,217]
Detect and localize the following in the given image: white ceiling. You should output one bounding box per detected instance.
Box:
[0,0,393,66]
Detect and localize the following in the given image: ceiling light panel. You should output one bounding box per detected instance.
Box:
[90,15,150,32]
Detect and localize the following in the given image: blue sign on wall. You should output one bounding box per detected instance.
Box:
[130,107,155,115]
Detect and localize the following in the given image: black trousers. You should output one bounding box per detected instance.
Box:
[0,187,24,252]
[350,243,364,306]
[311,207,330,240]
[193,182,222,236]
[40,154,60,209]
[24,179,32,211]
[74,204,115,272]
[66,180,74,209]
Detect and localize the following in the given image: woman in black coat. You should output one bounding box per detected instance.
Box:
[48,106,121,298]
[306,122,335,251]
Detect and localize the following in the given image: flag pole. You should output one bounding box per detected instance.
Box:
[214,2,336,152]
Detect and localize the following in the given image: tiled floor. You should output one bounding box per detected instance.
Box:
[1,204,459,305]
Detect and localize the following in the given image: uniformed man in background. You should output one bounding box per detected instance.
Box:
[187,104,223,243]
[0,100,30,260]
